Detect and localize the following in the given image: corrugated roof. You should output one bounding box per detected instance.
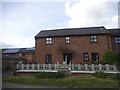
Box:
[3,48,20,54]
[35,26,111,38]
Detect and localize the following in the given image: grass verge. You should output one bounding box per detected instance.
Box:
[3,75,119,88]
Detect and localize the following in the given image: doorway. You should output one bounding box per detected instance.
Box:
[45,54,52,64]
[63,54,71,65]
[91,53,99,64]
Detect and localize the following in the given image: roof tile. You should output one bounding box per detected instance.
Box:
[35,26,110,38]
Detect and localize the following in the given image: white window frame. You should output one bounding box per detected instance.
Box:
[65,37,70,44]
[46,37,52,44]
[84,53,89,61]
[90,35,97,43]
[115,37,120,44]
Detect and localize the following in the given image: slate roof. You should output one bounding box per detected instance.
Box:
[35,26,111,38]
[3,48,21,54]
[108,29,120,36]
[25,47,35,53]
[18,48,27,53]
[2,47,35,54]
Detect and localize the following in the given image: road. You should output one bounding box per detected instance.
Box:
[2,82,63,88]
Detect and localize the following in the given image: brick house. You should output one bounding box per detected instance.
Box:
[109,29,120,53]
[2,48,35,72]
[19,48,35,63]
[34,26,120,64]
[2,48,35,63]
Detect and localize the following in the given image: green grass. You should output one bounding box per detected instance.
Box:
[3,75,119,88]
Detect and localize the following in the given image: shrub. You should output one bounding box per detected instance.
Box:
[34,72,66,79]
[102,50,119,65]
[93,71,119,80]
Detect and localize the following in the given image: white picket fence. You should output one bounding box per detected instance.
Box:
[16,63,119,74]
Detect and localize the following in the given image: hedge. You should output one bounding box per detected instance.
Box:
[34,72,67,79]
[93,71,119,80]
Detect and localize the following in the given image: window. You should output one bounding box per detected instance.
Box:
[65,37,70,43]
[115,37,120,44]
[90,35,97,43]
[45,54,52,64]
[83,53,89,61]
[46,37,52,44]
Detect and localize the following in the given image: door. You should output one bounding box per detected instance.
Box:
[91,53,99,64]
[64,54,71,65]
[45,54,52,64]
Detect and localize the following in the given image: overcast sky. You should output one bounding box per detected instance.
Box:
[0,0,119,48]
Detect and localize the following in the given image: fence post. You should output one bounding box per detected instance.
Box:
[91,64,95,71]
[98,64,102,71]
[69,62,71,71]
[37,63,39,70]
[21,63,24,70]
[16,64,19,70]
[55,64,57,70]
[49,64,51,70]
[32,64,34,70]
[113,65,117,72]
[72,64,74,71]
[106,64,109,72]
[57,62,59,70]
[78,64,81,71]
[85,64,88,71]
[27,63,29,70]
[43,64,45,70]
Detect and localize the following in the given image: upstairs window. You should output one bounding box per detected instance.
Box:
[83,53,89,61]
[115,37,120,44]
[65,37,70,43]
[90,35,97,43]
[46,37,52,44]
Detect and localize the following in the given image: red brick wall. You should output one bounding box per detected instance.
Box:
[111,37,120,53]
[19,52,34,63]
[24,53,34,63]
[15,72,93,76]
[34,35,111,64]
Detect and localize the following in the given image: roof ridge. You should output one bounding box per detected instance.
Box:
[41,26,106,32]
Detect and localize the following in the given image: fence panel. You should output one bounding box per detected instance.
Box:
[16,63,118,73]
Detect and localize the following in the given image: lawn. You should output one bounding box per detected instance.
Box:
[3,75,119,88]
